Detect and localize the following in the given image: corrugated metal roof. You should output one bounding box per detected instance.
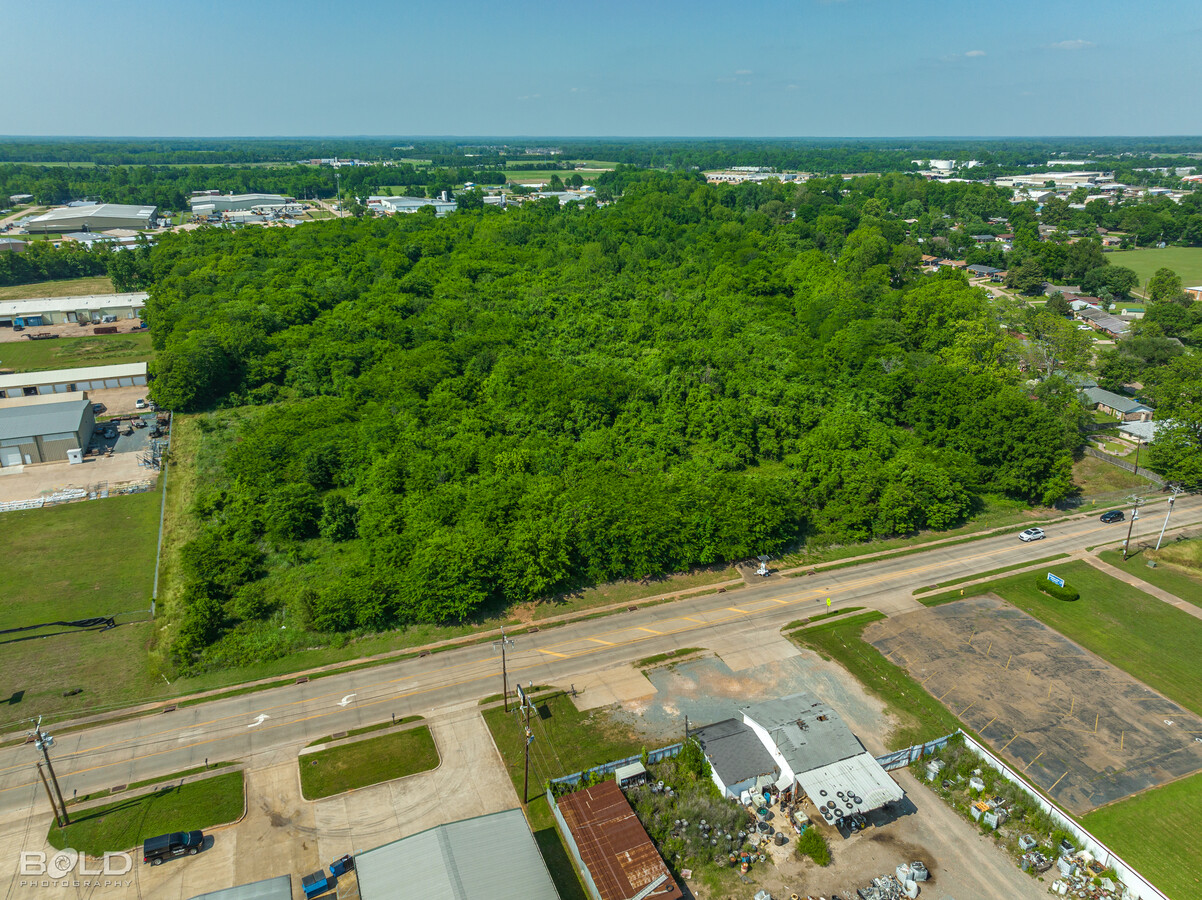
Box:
[0,292,148,317]
[27,203,157,224]
[355,808,559,900]
[0,362,146,391]
[0,393,89,440]
[796,754,904,816]
[187,875,292,900]
[556,781,682,900]
[692,719,777,789]
[741,693,864,776]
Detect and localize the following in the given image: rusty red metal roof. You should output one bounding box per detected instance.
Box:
[556,781,683,900]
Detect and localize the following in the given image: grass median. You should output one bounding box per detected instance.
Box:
[1098,544,1202,609]
[299,725,439,800]
[48,771,244,857]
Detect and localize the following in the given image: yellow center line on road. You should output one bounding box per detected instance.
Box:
[636,627,662,635]
[537,648,570,658]
[586,638,615,646]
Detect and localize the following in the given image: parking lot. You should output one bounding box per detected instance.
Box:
[866,596,1202,814]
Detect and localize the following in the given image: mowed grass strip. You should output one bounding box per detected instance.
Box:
[913,553,1070,594]
[0,491,163,722]
[0,332,153,372]
[930,561,1202,717]
[48,771,244,857]
[299,725,439,800]
[785,612,962,750]
[1081,771,1202,900]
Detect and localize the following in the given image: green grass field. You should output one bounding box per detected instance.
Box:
[0,332,153,372]
[1098,544,1202,609]
[0,491,163,725]
[0,274,115,301]
[1107,246,1202,292]
[47,771,244,856]
[1081,771,1202,900]
[483,692,644,900]
[1071,455,1153,496]
[299,725,439,799]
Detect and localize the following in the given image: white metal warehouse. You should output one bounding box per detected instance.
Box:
[0,362,148,399]
[189,193,291,214]
[0,292,147,327]
[24,203,158,233]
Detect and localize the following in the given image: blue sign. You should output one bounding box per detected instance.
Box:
[1047,573,1065,587]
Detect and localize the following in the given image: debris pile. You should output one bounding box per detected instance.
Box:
[1048,851,1125,899]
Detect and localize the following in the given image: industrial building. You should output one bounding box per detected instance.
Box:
[552,780,682,900]
[23,203,158,233]
[0,392,94,466]
[0,292,147,328]
[188,193,292,214]
[354,808,559,900]
[367,195,457,216]
[186,876,292,900]
[0,362,148,399]
[694,693,904,820]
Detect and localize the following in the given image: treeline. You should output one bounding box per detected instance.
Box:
[144,172,1083,674]
[0,163,509,210]
[0,241,110,286]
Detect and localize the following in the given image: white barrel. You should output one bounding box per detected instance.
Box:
[904,879,919,898]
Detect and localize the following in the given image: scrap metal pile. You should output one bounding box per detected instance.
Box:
[1049,851,1127,898]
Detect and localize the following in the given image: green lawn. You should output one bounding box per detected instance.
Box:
[299,725,439,800]
[483,692,645,900]
[1098,547,1202,609]
[0,491,163,723]
[941,561,1202,717]
[1071,455,1152,496]
[786,612,962,750]
[47,771,244,857]
[1081,771,1202,900]
[0,274,115,301]
[1107,246,1202,293]
[0,332,153,372]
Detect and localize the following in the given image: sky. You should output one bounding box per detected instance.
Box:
[4,0,1201,137]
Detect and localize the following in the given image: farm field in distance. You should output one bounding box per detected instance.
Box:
[1107,246,1202,290]
[0,491,164,723]
[0,274,115,301]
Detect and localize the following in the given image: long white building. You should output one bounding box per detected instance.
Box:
[24,204,158,234]
[0,292,147,328]
[189,193,292,214]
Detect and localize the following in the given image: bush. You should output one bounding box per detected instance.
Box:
[1037,578,1079,601]
[796,826,831,866]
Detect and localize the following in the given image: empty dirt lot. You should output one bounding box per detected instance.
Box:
[866,596,1202,815]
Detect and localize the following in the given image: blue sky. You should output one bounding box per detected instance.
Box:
[5,0,1200,137]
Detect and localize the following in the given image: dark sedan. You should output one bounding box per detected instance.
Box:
[1100,510,1125,524]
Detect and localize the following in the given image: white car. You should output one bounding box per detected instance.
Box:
[135,398,147,410]
[1019,528,1046,542]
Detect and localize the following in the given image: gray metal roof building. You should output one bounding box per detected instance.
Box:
[188,193,291,214]
[0,292,147,327]
[692,718,778,798]
[355,808,560,900]
[0,392,94,467]
[24,203,157,233]
[0,362,147,399]
[187,876,292,900]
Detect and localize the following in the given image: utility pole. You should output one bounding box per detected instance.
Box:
[1156,486,1182,551]
[1131,440,1143,477]
[1122,494,1142,561]
[523,694,532,805]
[36,763,64,829]
[492,628,515,712]
[28,719,68,826]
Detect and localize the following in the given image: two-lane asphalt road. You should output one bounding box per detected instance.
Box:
[0,495,1197,818]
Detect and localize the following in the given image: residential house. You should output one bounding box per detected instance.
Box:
[1082,387,1153,422]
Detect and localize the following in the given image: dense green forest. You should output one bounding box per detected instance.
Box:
[140,172,1091,674]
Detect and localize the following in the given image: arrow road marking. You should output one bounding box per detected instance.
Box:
[338,694,357,707]
[248,714,269,728]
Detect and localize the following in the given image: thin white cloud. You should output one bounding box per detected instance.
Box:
[965,50,986,57]
[1048,39,1095,50]
[735,69,753,76]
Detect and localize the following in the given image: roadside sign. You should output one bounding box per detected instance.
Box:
[1047,573,1065,587]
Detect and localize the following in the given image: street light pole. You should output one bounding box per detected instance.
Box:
[1156,487,1181,551]
[492,628,515,713]
[36,763,64,829]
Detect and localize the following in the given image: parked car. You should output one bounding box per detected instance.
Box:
[1019,527,1046,542]
[1100,510,1124,524]
[135,398,147,410]
[92,403,105,414]
[143,830,204,866]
